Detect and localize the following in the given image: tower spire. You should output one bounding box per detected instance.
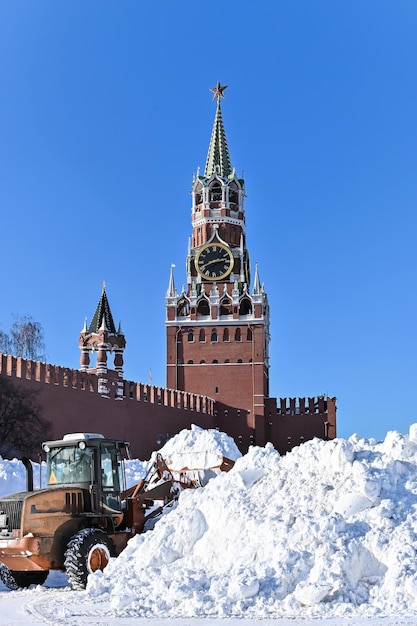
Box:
[205,82,232,178]
[166,264,177,298]
[252,262,261,295]
[87,282,117,334]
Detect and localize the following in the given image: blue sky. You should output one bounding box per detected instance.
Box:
[1,1,416,442]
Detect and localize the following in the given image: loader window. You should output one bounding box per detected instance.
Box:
[100,446,120,491]
[100,444,122,512]
[47,446,94,485]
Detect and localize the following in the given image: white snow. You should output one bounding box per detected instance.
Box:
[2,424,417,624]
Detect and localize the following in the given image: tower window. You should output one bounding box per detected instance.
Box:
[223,328,229,342]
[220,297,232,316]
[199,329,206,342]
[197,299,210,316]
[239,298,252,315]
[247,328,253,342]
[211,329,218,342]
[235,328,241,342]
[229,182,238,208]
[188,330,194,342]
[177,298,190,317]
[210,182,222,202]
[195,182,203,206]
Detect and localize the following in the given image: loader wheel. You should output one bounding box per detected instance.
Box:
[0,563,48,590]
[64,528,116,590]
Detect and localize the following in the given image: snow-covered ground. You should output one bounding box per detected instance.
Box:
[1,424,417,625]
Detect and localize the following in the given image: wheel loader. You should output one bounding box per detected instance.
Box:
[0,432,234,590]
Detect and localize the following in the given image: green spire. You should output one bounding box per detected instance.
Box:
[88,282,117,334]
[204,90,232,178]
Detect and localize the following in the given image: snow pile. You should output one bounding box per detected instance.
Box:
[158,424,241,468]
[87,425,417,619]
[0,457,38,494]
[154,424,241,486]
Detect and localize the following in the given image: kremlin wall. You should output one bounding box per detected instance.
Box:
[0,351,335,459]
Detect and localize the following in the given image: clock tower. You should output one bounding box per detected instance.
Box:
[166,83,270,443]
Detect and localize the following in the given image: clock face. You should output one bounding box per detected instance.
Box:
[195,243,234,281]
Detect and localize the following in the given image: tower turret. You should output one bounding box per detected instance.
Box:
[79,282,126,397]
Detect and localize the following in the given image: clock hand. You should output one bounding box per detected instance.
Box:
[199,257,227,271]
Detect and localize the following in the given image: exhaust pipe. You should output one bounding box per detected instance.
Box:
[22,457,34,492]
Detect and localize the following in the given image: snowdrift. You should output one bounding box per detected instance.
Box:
[87,425,417,619]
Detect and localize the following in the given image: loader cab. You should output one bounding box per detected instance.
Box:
[43,433,129,516]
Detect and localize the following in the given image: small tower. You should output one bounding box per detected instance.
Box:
[166,83,270,446]
[79,282,126,398]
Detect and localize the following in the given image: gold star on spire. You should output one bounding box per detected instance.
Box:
[209,81,228,100]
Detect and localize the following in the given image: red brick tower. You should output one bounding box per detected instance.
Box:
[79,282,126,398]
[166,83,270,440]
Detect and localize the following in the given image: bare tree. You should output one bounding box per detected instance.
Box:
[0,315,46,361]
[0,330,10,355]
[0,376,51,459]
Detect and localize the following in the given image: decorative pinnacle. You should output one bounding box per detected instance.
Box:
[209,81,228,100]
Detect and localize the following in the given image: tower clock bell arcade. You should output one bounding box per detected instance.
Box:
[166,83,270,444]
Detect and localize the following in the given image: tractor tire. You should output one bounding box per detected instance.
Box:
[64,528,116,590]
[0,563,48,590]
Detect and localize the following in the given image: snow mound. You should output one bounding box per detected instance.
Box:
[87,424,417,619]
[157,424,241,470]
[0,457,27,495]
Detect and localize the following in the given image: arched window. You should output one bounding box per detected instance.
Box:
[237,358,243,363]
[235,327,241,342]
[187,359,194,364]
[229,182,238,208]
[199,329,205,342]
[225,359,230,363]
[211,329,218,342]
[200,359,206,364]
[194,182,203,206]
[188,330,194,342]
[212,359,218,364]
[220,297,232,316]
[247,328,253,342]
[177,298,189,317]
[210,182,222,202]
[239,298,252,315]
[223,328,229,342]
[197,298,210,316]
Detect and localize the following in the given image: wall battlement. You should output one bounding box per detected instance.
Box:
[275,396,336,416]
[0,354,214,415]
